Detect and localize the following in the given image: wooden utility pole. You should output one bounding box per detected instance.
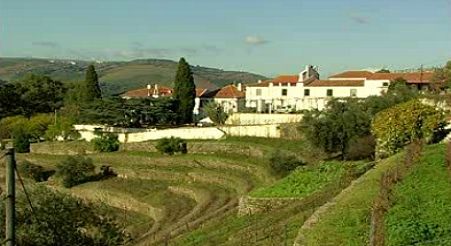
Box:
[5,147,15,246]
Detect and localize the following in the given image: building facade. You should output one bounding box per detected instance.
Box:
[246,66,435,112]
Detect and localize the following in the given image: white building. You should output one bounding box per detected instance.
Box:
[246,66,435,112]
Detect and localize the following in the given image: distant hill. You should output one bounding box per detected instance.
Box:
[0,57,267,95]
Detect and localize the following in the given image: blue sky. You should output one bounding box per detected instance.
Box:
[1,0,451,77]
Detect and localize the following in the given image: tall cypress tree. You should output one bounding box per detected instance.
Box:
[173,58,196,123]
[84,64,102,101]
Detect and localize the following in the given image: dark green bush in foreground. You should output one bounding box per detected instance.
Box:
[13,128,31,153]
[156,137,187,155]
[0,186,130,246]
[56,155,95,188]
[92,133,120,152]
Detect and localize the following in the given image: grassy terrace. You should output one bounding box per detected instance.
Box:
[301,153,404,246]
[250,161,345,198]
[386,144,451,246]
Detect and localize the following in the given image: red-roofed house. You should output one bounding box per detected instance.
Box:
[213,84,245,113]
[121,84,173,99]
[245,66,436,112]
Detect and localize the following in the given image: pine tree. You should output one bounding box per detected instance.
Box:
[84,64,102,101]
[173,58,196,123]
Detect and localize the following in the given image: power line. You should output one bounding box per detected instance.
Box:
[14,166,41,224]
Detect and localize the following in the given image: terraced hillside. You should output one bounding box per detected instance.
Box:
[0,57,267,94]
[15,137,375,246]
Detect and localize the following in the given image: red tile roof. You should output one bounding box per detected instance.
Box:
[214,85,245,98]
[247,75,300,87]
[368,72,435,84]
[307,80,365,87]
[121,85,173,98]
[272,75,300,83]
[329,71,374,79]
[196,88,220,98]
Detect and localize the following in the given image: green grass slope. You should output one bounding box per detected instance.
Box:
[0,57,267,94]
[300,153,404,246]
[386,144,451,246]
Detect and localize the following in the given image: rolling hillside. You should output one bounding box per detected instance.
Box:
[0,57,267,95]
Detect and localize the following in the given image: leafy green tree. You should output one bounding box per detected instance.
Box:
[13,127,31,153]
[84,64,102,101]
[56,155,95,188]
[0,81,21,119]
[15,74,66,117]
[173,58,196,123]
[44,116,78,141]
[376,68,391,73]
[79,97,126,125]
[28,114,54,142]
[301,98,372,160]
[431,61,451,90]
[372,100,445,156]
[388,77,409,91]
[0,186,130,246]
[204,102,228,125]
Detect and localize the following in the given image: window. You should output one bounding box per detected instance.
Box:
[350,89,357,97]
[256,89,262,96]
[327,89,333,96]
[383,82,389,87]
[282,89,288,96]
[304,89,310,96]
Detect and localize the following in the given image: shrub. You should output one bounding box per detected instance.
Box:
[372,100,445,156]
[0,186,130,246]
[13,128,30,153]
[92,133,120,152]
[28,114,54,142]
[345,135,376,161]
[204,102,229,125]
[56,155,95,188]
[155,137,187,155]
[269,152,306,176]
[18,160,51,182]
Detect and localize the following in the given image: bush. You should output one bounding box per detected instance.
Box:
[204,102,229,125]
[345,135,376,161]
[92,133,120,152]
[372,100,445,156]
[0,186,130,246]
[18,160,52,182]
[56,155,95,188]
[156,137,187,155]
[13,128,31,153]
[269,152,306,176]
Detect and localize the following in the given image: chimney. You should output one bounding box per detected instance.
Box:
[147,84,151,97]
[258,79,262,84]
[237,83,243,91]
[154,84,159,97]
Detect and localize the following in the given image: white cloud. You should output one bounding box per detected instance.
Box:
[244,36,268,45]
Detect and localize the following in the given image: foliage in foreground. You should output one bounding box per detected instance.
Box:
[155,137,187,155]
[203,102,229,125]
[386,144,451,246]
[92,133,120,152]
[372,100,445,156]
[56,155,95,188]
[0,186,130,246]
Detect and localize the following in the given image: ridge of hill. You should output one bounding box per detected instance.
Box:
[0,57,267,95]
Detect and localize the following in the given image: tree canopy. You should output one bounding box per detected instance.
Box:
[173,58,196,124]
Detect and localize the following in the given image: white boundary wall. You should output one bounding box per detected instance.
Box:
[226,113,302,125]
[74,124,282,143]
